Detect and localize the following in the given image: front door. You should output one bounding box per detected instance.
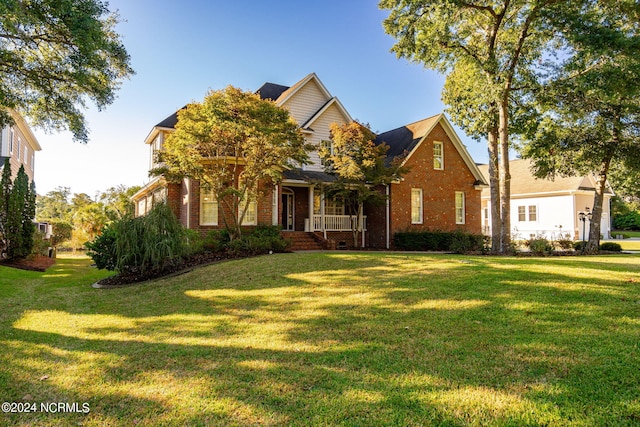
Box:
[282,192,294,231]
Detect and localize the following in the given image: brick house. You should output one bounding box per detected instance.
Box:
[132,73,487,249]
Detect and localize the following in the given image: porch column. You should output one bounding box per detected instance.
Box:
[321,190,326,239]
[308,185,314,232]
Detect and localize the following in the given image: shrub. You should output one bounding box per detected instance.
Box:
[86,224,118,270]
[612,211,640,230]
[526,237,553,255]
[599,242,622,252]
[87,203,188,276]
[394,230,483,253]
[554,239,574,250]
[573,241,587,251]
[203,229,230,252]
[184,229,204,256]
[229,225,289,255]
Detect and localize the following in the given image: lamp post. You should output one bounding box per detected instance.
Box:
[578,207,592,253]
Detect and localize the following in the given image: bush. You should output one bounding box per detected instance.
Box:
[573,241,587,251]
[229,225,289,255]
[86,224,118,270]
[394,230,484,253]
[526,237,553,255]
[87,203,188,275]
[554,239,574,250]
[203,229,230,252]
[613,211,640,230]
[599,242,622,252]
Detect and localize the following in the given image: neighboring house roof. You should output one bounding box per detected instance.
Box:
[374,114,488,186]
[477,158,615,197]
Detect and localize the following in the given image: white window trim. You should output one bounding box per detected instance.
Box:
[528,205,538,222]
[411,188,423,224]
[433,141,444,170]
[455,191,465,224]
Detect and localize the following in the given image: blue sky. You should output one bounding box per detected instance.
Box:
[33,0,488,196]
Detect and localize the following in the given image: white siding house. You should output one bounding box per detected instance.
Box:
[478,159,613,241]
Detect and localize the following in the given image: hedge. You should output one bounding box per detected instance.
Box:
[393,230,484,253]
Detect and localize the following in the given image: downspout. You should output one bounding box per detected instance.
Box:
[386,184,390,249]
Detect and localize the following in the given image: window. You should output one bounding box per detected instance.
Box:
[240,197,257,226]
[518,206,526,222]
[518,205,537,222]
[16,137,20,160]
[433,141,444,170]
[411,188,423,224]
[314,194,345,215]
[455,192,465,224]
[200,189,218,225]
[320,140,333,167]
[9,128,13,154]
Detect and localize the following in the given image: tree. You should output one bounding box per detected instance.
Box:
[520,0,640,253]
[380,0,561,253]
[0,0,134,142]
[0,162,36,259]
[36,186,72,223]
[99,185,141,220]
[319,122,407,247]
[0,158,12,255]
[152,86,310,240]
[73,201,109,242]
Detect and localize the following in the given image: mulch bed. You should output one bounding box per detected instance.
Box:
[93,251,250,288]
[0,255,56,272]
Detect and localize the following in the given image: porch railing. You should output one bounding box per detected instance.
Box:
[312,215,367,232]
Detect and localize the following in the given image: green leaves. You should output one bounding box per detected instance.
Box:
[154,86,309,239]
[0,0,134,142]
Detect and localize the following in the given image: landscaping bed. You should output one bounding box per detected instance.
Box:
[0,255,56,272]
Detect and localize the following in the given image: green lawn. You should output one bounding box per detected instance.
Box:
[1,253,639,426]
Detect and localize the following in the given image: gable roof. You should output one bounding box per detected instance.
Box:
[300,97,353,130]
[375,114,487,185]
[477,158,615,196]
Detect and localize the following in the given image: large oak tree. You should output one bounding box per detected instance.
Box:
[0,0,133,142]
[380,0,562,253]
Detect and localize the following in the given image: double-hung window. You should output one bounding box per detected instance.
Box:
[411,188,423,224]
[433,141,444,170]
[200,189,219,226]
[240,197,257,226]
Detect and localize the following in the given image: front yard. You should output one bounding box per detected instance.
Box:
[1,253,639,426]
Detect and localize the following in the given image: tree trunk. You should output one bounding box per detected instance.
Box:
[498,100,511,254]
[586,156,611,254]
[487,128,501,254]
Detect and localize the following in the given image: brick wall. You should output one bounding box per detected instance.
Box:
[390,122,482,236]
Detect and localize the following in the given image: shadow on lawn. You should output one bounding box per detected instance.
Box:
[2,253,639,425]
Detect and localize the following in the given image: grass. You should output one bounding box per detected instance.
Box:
[1,252,639,426]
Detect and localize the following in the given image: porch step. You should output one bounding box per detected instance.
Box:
[282,231,325,251]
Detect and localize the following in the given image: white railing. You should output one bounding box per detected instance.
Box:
[312,215,367,232]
